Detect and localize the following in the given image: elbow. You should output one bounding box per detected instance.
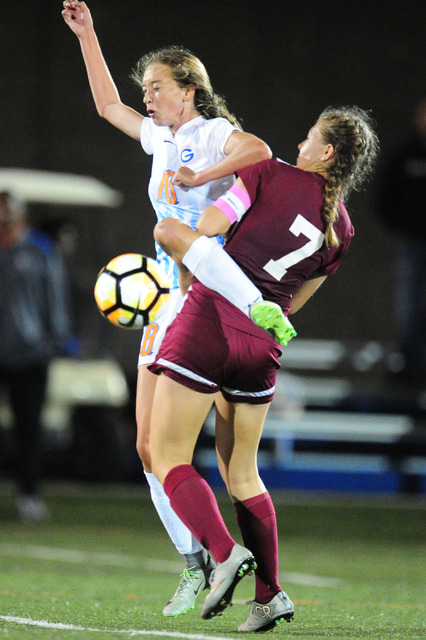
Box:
[97,100,121,122]
[256,140,273,162]
[96,100,114,119]
[97,104,110,119]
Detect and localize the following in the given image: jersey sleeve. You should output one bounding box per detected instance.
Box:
[318,236,353,275]
[140,117,153,155]
[207,118,238,156]
[236,158,270,202]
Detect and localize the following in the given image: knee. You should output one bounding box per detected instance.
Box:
[227,468,263,502]
[153,218,181,252]
[135,420,152,471]
[150,458,171,486]
[216,459,231,493]
[136,438,151,469]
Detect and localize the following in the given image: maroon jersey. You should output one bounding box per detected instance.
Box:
[226,158,354,314]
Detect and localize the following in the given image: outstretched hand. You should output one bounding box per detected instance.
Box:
[61,1,93,37]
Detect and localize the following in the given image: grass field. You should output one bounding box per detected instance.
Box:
[0,482,424,639]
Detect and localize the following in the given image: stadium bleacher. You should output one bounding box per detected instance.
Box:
[198,339,426,495]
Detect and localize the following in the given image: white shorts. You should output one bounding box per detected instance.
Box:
[138,287,183,367]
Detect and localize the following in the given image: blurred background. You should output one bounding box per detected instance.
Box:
[1,0,426,507]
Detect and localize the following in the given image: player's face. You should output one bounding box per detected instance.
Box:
[142,63,193,132]
[296,124,329,172]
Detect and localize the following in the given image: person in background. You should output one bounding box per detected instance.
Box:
[61,0,278,616]
[0,191,73,522]
[376,97,426,383]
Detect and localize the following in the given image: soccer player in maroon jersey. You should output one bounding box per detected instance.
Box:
[148,106,379,631]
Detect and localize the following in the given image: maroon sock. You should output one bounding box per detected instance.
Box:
[163,464,235,562]
[234,492,281,603]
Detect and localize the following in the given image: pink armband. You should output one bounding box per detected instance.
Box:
[213,184,252,224]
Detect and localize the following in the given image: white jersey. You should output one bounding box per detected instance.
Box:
[140,115,237,288]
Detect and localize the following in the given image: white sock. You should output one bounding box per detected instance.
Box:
[182,236,262,316]
[144,471,203,555]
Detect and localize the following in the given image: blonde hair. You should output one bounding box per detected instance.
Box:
[318,106,379,247]
[131,46,242,129]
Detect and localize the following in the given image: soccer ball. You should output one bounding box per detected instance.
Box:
[94,253,170,330]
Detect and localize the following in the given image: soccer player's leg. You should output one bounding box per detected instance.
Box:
[216,348,294,630]
[136,294,213,616]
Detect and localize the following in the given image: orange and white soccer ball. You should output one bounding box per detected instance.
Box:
[94,253,170,330]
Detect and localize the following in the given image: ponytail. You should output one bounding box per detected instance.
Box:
[318,106,379,247]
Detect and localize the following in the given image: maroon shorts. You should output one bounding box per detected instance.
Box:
[148,282,282,404]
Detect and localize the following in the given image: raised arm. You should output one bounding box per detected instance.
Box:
[62,1,143,140]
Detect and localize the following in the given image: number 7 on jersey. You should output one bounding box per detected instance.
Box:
[263,214,325,280]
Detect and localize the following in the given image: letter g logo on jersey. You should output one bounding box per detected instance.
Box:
[180,148,194,164]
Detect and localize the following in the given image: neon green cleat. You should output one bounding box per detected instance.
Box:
[249,301,297,346]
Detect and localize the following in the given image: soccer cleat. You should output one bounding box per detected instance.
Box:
[201,544,257,620]
[163,565,210,617]
[238,590,295,632]
[249,301,297,347]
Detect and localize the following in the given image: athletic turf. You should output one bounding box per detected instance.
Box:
[0,483,424,639]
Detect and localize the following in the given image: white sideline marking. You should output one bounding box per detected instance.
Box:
[1,616,236,640]
[0,542,340,588]
[280,571,341,587]
[0,543,182,573]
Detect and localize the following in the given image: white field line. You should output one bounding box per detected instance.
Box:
[0,542,341,587]
[0,616,237,639]
[0,543,182,573]
[280,571,340,587]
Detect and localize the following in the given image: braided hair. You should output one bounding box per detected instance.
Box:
[131,46,242,129]
[318,106,379,247]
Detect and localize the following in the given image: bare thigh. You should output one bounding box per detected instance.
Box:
[135,364,159,472]
[149,373,216,484]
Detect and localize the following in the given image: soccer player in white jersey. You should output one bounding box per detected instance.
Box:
[62,0,272,616]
